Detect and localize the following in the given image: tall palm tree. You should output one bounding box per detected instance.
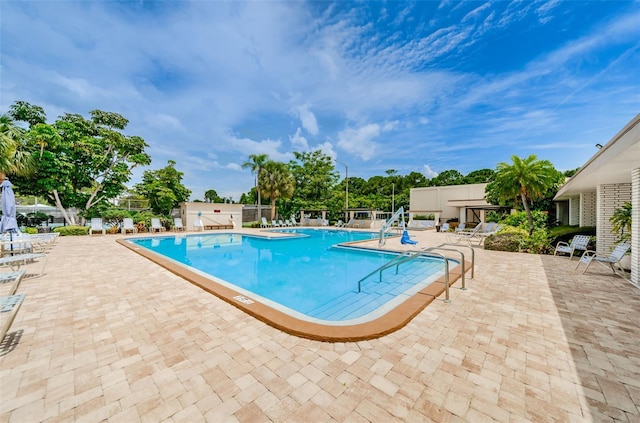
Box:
[242,154,269,218]
[259,161,294,220]
[0,114,34,179]
[493,155,562,235]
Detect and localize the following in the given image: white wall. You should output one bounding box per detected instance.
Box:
[410,184,488,222]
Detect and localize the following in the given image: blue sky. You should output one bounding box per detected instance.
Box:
[2,1,639,201]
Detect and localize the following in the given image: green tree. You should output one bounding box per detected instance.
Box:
[135,160,191,216]
[242,154,269,209]
[204,189,223,203]
[430,169,464,186]
[0,114,34,178]
[260,161,295,219]
[8,102,152,225]
[464,168,495,184]
[488,155,563,235]
[282,150,338,219]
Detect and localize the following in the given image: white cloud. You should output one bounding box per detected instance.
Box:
[423,165,439,178]
[293,104,319,135]
[289,128,309,150]
[337,124,381,161]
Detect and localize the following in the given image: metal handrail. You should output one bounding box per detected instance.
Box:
[357,251,413,292]
[358,250,455,302]
[436,243,475,279]
[422,246,467,290]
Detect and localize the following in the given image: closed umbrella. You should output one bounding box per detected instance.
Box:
[1,178,19,252]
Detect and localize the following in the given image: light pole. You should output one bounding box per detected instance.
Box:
[336,160,348,220]
[392,183,395,212]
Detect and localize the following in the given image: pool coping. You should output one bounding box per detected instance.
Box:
[116,237,469,342]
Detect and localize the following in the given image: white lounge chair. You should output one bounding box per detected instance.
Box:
[173,218,185,232]
[150,218,165,233]
[260,217,271,228]
[272,220,280,227]
[89,218,105,236]
[1,293,26,341]
[554,235,590,260]
[290,217,300,226]
[575,242,630,277]
[455,223,466,233]
[193,218,204,231]
[335,220,344,227]
[0,270,26,296]
[0,253,47,277]
[122,218,137,234]
[278,220,285,227]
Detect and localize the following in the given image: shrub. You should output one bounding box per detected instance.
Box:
[413,214,435,220]
[53,226,90,236]
[101,208,132,227]
[24,227,38,234]
[484,225,551,254]
[502,210,549,230]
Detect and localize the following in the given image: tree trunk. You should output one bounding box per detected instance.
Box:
[53,190,78,226]
[271,198,277,220]
[520,192,534,236]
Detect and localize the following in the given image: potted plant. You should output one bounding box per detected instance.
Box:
[610,202,631,270]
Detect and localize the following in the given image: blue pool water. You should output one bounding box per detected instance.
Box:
[128,229,447,323]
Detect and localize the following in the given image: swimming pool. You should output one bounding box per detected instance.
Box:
[126,229,449,324]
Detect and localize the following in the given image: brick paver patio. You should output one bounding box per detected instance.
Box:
[1,229,638,422]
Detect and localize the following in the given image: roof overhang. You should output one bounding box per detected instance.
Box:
[555,114,640,200]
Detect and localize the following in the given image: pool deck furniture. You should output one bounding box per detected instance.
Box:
[88,218,105,236]
[575,242,631,278]
[149,218,166,233]
[0,293,25,341]
[554,235,590,259]
[203,224,234,230]
[121,218,137,235]
[0,270,26,296]
[173,218,185,232]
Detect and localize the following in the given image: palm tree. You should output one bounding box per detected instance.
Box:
[0,114,34,180]
[492,155,562,235]
[242,154,269,219]
[259,161,294,220]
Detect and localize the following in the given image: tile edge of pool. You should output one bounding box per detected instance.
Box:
[116,237,468,342]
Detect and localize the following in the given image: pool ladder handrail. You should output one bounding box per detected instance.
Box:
[358,250,454,301]
[357,244,474,302]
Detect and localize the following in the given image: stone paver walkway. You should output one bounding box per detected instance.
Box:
[1,229,638,422]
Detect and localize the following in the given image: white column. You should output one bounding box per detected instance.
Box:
[631,168,640,286]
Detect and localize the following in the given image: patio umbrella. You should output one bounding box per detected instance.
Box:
[0,178,19,250]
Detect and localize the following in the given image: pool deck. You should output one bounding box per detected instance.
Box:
[1,228,639,422]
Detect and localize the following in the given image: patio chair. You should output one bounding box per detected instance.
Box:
[575,242,630,277]
[121,218,137,235]
[455,223,466,233]
[278,220,286,227]
[173,218,185,232]
[272,220,280,227]
[89,218,105,236]
[0,270,26,296]
[1,293,26,341]
[193,218,204,231]
[284,219,293,227]
[554,235,590,259]
[150,218,165,233]
[261,217,271,228]
[290,217,300,226]
[335,220,344,227]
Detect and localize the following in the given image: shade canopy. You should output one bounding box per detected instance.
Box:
[0,179,19,233]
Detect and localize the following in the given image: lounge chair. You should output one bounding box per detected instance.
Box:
[0,293,26,341]
[89,218,105,236]
[447,225,482,245]
[173,218,185,232]
[290,217,300,226]
[122,218,137,235]
[150,218,165,233]
[0,270,26,296]
[272,220,280,227]
[284,220,293,227]
[575,242,630,277]
[193,218,204,231]
[400,230,417,245]
[260,217,271,228]
[440,223,449,232]
[278,220,285,227]
[0,253,47,277]
[335,220,344,227]
[554,235,590,259]
[455,223,466,233]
